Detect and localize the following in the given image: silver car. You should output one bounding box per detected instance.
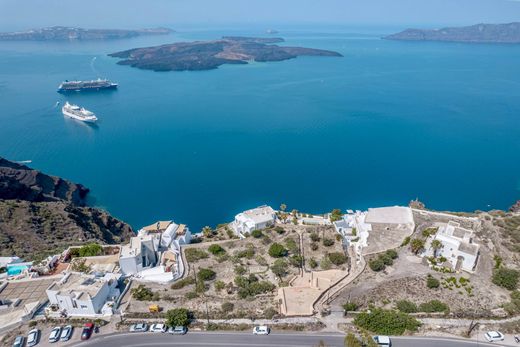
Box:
[60,325,73,341]
[129,323,149,332]
[27,329,40,347]
[12,336,24,347]
[48,327,61,343]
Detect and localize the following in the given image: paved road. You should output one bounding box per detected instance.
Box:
[71,331,508,347]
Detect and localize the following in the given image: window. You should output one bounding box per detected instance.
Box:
[81,305,88,309]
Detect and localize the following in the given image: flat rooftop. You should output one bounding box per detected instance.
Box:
[0,278,55,306]
[365,206,414,225]
[47,273,110,298]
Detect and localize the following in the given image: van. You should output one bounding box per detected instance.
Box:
[253,326,270,335]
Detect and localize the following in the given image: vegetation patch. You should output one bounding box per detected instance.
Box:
[354,308,421,335]
[185,248,209,262]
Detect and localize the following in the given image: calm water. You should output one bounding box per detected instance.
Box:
[1,26,519,231]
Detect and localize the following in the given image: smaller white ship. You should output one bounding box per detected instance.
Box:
[61,102,98,123]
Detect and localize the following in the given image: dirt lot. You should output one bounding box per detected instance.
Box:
[123,223,346,319]
[331,210,516,317]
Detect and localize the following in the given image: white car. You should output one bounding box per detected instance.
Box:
[484,331,504,342]
[373,335,392,346]
[149,323,167,333]
[129,323,149,332]
[60,325,73,342]
[253,325,270,335]
[48,327,62,343]
[27,329,40,347]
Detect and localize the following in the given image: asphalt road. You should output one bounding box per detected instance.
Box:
[71,331,508,347]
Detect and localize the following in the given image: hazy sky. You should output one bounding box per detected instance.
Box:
[1,0,519,30]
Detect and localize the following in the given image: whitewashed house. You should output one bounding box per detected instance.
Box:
[118,220,191,283]
[231,205,276,236]
[46,273,120,317]
[333,211,371,247]
[427,221,480,272]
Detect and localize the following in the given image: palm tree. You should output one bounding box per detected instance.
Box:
[202,226,213,238]
[280,203,287,212]
[431,239,443,257]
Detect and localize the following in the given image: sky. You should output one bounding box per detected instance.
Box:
[1,0,519,30]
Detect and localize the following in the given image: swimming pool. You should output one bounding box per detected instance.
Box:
[7,265,29,276]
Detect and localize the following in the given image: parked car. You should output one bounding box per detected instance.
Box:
[130,323,149,332]
[27,329,40,347]
[515,335,520,343]
[81,323,94,341]
[60,325,73,342]
[253,326,270,335]
[149,323,167,333]
[484,331,505,342]
[372,335,392,346]
[48,327,62,343]
[168,326,187,335]
[12,336,24,347]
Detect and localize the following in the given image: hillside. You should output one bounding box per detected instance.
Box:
[0,158,133,261]
[385,22,520,43]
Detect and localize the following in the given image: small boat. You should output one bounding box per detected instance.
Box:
[62,102,98,123]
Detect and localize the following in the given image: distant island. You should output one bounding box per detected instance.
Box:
[384,22,520,43]
[0,26,173,41]
[108,36,342,72]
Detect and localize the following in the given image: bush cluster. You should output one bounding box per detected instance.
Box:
[185,248,209,262]
[492,267,520,290]
[197,268,216,281]
[353,308,421,335]
[234,275,275,299]
[208,244,226,256]
[426,275,440,289]
[268,243,288,258]
[368,249,399,272]
[328,252,348,266]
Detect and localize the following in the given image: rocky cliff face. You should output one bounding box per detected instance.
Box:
[0,158,89,205]
[0,158,134,261]
[384,22,520,43]
[510,201,520,213]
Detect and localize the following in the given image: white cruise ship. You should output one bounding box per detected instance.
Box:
[61,102,98,123]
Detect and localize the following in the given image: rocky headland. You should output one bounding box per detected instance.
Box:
[0,26,173,41]
[384,22,520,43]
[108,36,342,71]
[0,158,134,261]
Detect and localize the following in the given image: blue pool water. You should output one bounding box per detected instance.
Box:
[0,26,519,231]
[7,265,29,276]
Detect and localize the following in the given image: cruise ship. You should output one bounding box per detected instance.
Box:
[57,78,118,93]
[61,102,98,123]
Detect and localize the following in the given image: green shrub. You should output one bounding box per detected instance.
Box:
[308,258,318,269]
[77,243,103,257]
[251,229,263,238]
[369,258,385,272]
[401,236,411,247]
[385,249,398,259]
[214,280,226,292]
[171,277,195,290]
[410,238,425,254]
[197,268,216,281]
[271,259,288,278]
[234,265,247,275]
[330,209,343,222]
[380,253,393,266]
[165,308,191,327]
[310,232,320,242]
[494,255,503,269]
[131,285,159,301]
[396,300,417,313]
[185,248,209,262]
[235,275,275,298]
[311,242,319,251]
[274,226,285,234]
[268,243,288,258]
[320,257,332,270]
[328,252,348,266]
[353,308,421,335]
[322,238,335,247]
[289,254,303,268]
[208,244,226,256]
[492,267,520,290]
[185,291,198,299]
[342,302,358,312]
[221,302,234,313]
[418,300,449,313]
[426,275,440,289]
[344,333,362,347]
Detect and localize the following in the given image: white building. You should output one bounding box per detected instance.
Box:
[118,220,190,284]
[427,221,480,273]
[365,206,415,233]
[119,234,159,276]
[46,273,120,317]
[231,205,276,236]
[333,211,371,248]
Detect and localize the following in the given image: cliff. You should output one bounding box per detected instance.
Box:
[0,158,134,261]
[384,22,520,43]
[0,26,173,41]
[108,36,342,72]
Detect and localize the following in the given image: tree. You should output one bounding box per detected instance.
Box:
[202,226,214,238]
[492,267,520,290]
[280,203,287,212]
[396,300,418,313]
[431,240,443,257]
[208,244,226,256]
[328,252,348,266]
[197,268,216,281]
[330,209,343,222]
[342,302,358,313]
[271,259,288,278]
[268,243,288,258]
[131,285,158,301]
[165,308,190,327]
[410,238,425,255]
[251,229,263,238]
[369,258,385,272]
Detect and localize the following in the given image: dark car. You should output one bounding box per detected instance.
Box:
[81,323,94,341]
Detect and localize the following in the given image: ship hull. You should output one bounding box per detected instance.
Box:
[57,84,118,93]
[62,109,97,123]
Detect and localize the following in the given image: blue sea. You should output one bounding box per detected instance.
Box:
[1,25,519,231]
